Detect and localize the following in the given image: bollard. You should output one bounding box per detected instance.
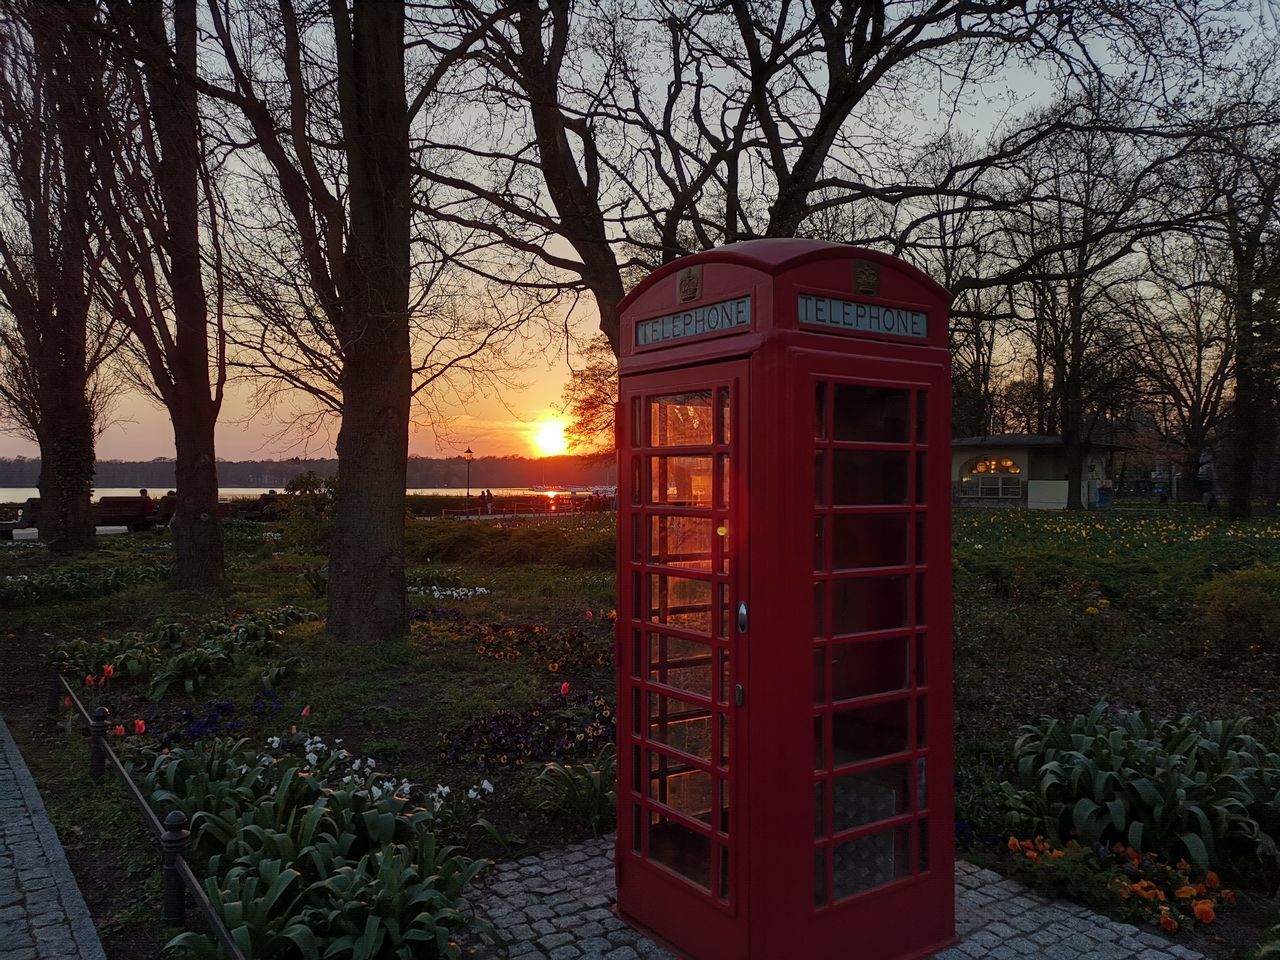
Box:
[160,810,190,926]
[88,706,109,784]
[47,651,68,716]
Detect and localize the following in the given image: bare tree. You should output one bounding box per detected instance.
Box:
[0,7,115,551]
[75,0,227,587]
[1133,235,1234,500]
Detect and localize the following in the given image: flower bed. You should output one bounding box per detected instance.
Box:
[438,688,614,771]
[0,559,170,608]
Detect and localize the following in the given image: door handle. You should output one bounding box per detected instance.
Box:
[734,683,744,707]
[736,601,748,633]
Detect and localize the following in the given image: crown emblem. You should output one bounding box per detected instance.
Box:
[677,266,702,303]
[853,258,880,296]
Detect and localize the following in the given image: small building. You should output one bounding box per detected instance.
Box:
[951,435,1115,509]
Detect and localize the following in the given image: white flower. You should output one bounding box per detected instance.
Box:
[481,779,494,794]
[267,737,281,749]
[306,752,319,766]
[467,788,479,800]
[435,784,450,796]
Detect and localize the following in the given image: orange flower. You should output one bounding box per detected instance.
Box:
[1124,847,1141,864]
[1050,849,1064,858]
[1222,890,1236,905]
[1175,885,1197,900]
[84,674,95,687]
[1192,900,1215,924]
[1008,837,1021,852]
[1204,871,1220,889]
[102,664,115,678]
[1112,842,1126,854]
[1130,881,1164,901]
[1159,912,1179,933]
[1024,851,1039,862]
[111,724,125,737]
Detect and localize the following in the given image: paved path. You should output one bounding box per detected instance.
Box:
[0,717,106,960]
[469,836,1206,960]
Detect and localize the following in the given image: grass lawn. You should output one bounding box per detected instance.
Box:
[1,504,1278,958]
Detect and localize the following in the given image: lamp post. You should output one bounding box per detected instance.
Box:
[464,447,474,517]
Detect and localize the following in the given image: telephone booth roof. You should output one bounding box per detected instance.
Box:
[618,239,952,370]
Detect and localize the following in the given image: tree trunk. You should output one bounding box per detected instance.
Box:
[1228,288,1257,519]
[1064,445,1085,510]
[171,410,224,589]
[328,351,410,644]
[326,0,410,645]
[34,391,95,552]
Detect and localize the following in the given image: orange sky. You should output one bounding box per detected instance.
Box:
[0,350,577,462]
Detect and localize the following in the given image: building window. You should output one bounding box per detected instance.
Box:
[960,455,1021,476]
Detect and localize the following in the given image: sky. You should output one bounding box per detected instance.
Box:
[0,348,578,462]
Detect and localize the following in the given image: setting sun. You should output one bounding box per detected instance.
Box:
[532,417,569,457]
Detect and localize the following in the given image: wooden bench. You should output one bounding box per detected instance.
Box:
[94,496,158,532]
[0,498,40,539]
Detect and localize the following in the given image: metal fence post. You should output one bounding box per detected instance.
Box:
[88,706,109,784]
[47,651,67,715]
[161,810,189,926]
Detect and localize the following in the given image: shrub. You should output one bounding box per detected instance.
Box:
[1009,705,1278,870]
[537,743,617,836]
[140,736,494,960]
[1195,563,1280,658]
[0,560,169,608]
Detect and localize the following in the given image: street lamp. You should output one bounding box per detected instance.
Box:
[464,447,474,517]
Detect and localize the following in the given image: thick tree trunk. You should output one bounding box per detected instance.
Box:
[1228,290,1257,519]
[171,411,224,589]
[1064,445,1085,510]
[326,0,410,645]
[328,350,410,644]
[34,392,95,552]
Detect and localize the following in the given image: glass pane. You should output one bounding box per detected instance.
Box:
[833,825,911,899]
[717,712,729,767]
[832,636,909,701]
[717,388,731,444]
[651,392,714,446]
[718,455,730,507]
[631,458,641,504]
[631,629,642,679]
[833,764,909,831]
[915,392,927,442]
[832,513,909,569]
[631,397,641,446]
[650,456,714,507]
[915,516,926,566]
[813,647,825,704]
[832,575,909,634]
[814,715,826,770]
[648,574,713,633]
[650,516,714,571]
[833,385,909,442]
[919,820,929,873]
[832,699,910,766]
[717,776,730,832]
[833,451,909,505]
[648,754,712,823]
[631,513,642,562]
[814,848,828,907]
[719,844,730,901]
[632,805,642,851]
[648,692,712,760]
[814,781,827,838]
[916,573,927,625]
[814,515,827,570]
[917,758,928,811]
[718,649,730,706]
[648,633,712,698]
[813,581,827,636]
[916,633,927,687]
[917,697,928,748]
[815,382,828,439]
[650,812,710,890]
[915,454,927,504]
[814,451,827,505]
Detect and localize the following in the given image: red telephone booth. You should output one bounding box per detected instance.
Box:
[614,239,954,960]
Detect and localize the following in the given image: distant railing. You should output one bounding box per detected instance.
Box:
[48,653,246,960]
[438,496,614,519]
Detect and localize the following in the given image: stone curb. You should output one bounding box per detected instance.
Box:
[0,713,108,960]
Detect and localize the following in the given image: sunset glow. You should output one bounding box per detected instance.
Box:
[532,417,569,457]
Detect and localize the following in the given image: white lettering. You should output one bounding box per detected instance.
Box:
[797,295,928,340]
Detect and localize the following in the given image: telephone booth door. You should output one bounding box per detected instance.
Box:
[750,347,954,959]
[616,360,749,959]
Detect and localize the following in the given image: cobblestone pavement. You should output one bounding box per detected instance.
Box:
[469,836,1206,960]
[0,716,106,960]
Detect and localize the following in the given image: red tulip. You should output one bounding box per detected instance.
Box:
[111,725,125,738]
[84,675,94,687]
[62,697,71,708]
[560,682,570,697]
[290,724,298,734]
[102,664,115,678]
[301,705,311,717]
[133,719,145,735]
[584,610,594,619]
